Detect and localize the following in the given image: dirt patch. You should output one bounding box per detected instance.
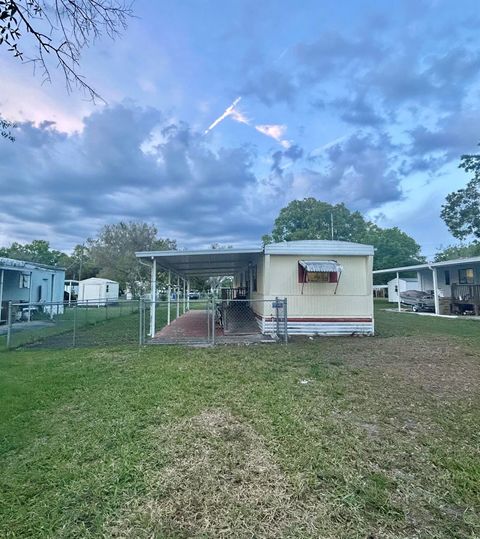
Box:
[325,336,480,398]
[107,409,318,538]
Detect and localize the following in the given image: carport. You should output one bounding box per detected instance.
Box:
[136,246,262,340]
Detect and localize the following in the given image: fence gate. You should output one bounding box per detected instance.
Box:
[210,297,288,344]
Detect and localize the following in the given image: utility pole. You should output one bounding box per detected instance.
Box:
[330,212,334,240]
[78,244,85,282]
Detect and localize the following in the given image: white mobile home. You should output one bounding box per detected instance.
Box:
[137,240,374,337]
[78,277,119,306]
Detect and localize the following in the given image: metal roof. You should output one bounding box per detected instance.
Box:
[136,240,373,279]
[265,240,374,256]
[299,260,343,272]
[373,255,480,275]
[136,246,263,278]
[0,256,65,272]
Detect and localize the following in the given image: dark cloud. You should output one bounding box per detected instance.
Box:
[270,144,303,175]
[0,104,268,249]
[304,133,402,209]
[335,94,386,127]
[408,110,480,157]
[240,68,297,106]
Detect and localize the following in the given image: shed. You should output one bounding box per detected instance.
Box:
[0,257,65,323]
[387,277,419,303]
[78,277,119,306]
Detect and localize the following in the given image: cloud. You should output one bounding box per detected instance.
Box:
[408,109,480,157]
[255,124,290,148]
[335,94,386,127]
[299,133,403,210]
[0,104,270,249]
[240,68,297,106]
[270,144,303,175]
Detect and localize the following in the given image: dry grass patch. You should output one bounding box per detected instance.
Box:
[108,409,318,538]
[323,336,480,399]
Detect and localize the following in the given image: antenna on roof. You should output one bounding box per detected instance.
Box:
[330,213,334,240]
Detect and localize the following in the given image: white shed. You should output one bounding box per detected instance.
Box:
[387,277,419,303]
[78,277,119,306]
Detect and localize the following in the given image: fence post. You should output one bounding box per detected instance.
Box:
[139,298,144,348]
[211,299,216,345]
[6,301,12,349]
[275,296,280,338]
[105,301,109,320]
[72,302,77,347]
[283,297,288,344]
[207,299,210,342]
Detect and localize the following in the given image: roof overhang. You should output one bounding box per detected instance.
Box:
[373,255,480,275]
[136,246,263,278]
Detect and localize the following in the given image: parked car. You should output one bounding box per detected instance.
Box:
[188,290,200,300]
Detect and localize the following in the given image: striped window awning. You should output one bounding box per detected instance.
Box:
[299,260,343,273]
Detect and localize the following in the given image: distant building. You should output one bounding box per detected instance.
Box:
[0,257,65,323]
[78,277,119,306]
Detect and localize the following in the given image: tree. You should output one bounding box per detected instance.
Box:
[434,242,480,262]
[441,146,480,240]
[263,198,425,283]
[1,117,15,141]
[0,239,68,266]
[88,222,176,296]
[66,244,99,280]
[0,0,133,101]
[365,226,424,281]
[262,199,368,244]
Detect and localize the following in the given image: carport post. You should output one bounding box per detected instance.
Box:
[167,270,171,325]
[6,301,12,349]
[432,267,440,315]
[176,276,180,319]
[182,278,186,314]
[396,272,401,312]
[0,269,4,321]
[187,280,190,311]
[150,258,157,338]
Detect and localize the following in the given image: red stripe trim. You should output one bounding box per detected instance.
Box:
[258,316,372,323]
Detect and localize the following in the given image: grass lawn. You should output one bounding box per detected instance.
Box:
[0,302,479,538]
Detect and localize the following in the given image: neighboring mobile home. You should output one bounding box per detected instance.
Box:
[78,277,119,306]
[374,256,480,315]
[136,240,374,336]
[0,257,65,323]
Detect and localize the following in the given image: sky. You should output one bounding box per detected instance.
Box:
[1,0,480,258]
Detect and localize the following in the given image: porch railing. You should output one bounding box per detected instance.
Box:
[451,283,480,303]
[220,287,248,300]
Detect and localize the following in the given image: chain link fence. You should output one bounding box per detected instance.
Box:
[1,299,140,350]
[1,296,288,350]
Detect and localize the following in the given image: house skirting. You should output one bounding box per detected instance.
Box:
[257,316,374,336]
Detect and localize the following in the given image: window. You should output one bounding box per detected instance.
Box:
[106,284,110,293]
[298,263,338,283]
[19,273,30,288]
[444,270,450,286]
[459,268,474,284]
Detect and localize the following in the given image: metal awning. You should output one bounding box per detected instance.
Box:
[136,246,263,278]
[299,260,343,273]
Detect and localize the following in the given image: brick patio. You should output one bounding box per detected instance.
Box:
[150,308,273,345]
